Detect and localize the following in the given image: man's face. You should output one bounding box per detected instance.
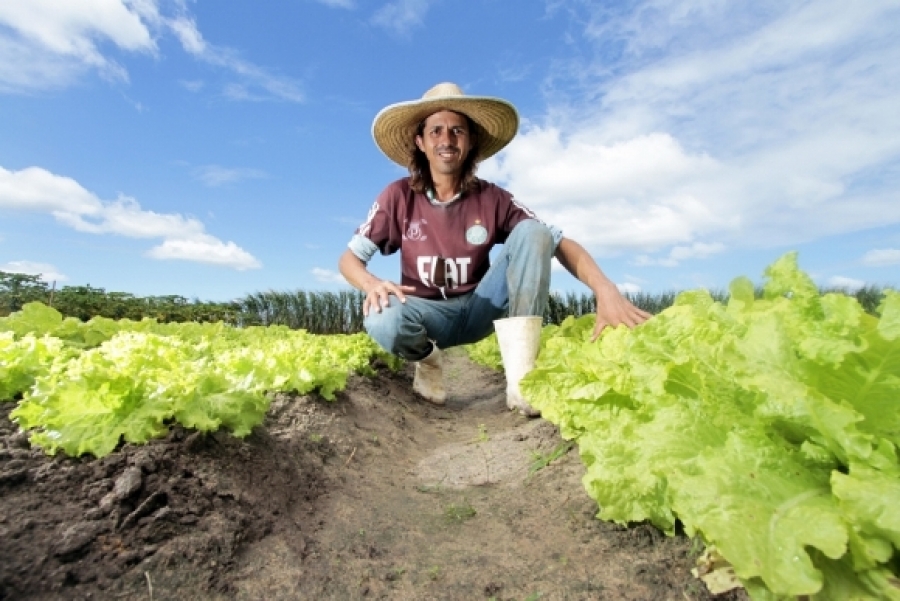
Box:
[415,110,474,178]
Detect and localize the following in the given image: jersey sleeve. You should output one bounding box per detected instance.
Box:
[496,187,564,250]
[351,182,404,259]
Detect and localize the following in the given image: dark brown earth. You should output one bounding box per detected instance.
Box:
[0,350,749,601]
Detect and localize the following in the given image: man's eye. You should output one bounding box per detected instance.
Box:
[452,128,467,136]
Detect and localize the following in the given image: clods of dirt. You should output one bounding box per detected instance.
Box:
[0,351,747,601]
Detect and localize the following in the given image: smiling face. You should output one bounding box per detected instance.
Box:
[415,110,475,179]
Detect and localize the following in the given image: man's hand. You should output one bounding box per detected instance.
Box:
[552,238,652,341]
[591,282,652,341]
[338,250,415,317]
[363,280,416,317]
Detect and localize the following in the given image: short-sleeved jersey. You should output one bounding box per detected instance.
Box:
[354,178,541,299]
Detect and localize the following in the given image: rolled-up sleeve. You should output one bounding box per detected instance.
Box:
[546,223,564,252]
[348,234,379,264]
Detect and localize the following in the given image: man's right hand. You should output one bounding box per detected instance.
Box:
[363,280,415,316]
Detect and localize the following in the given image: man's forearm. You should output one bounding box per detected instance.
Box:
[554,237,616,293]
[338,249,381,293]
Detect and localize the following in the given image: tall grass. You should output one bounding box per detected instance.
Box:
[236,290,365,334]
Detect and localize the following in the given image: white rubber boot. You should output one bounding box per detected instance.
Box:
[493,316,542,417]
[412,342,446,405]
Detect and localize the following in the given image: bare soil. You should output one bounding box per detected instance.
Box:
[0,350,748,601]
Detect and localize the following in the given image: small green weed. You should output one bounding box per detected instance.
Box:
[528,440,575,477]
[414,483,444,494]
[443,500,477,523]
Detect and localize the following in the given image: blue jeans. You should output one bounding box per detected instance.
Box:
[364,220,553,360]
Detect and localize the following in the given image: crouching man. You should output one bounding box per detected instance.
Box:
[338,82,650,416]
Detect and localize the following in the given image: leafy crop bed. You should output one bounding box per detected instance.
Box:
[472,253,900,599]
[1,305,398,457]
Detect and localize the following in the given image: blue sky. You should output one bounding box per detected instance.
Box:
[1,0,898,302]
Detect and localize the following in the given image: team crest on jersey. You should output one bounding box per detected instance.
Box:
[404,219,428,242]
[465,221,488,245]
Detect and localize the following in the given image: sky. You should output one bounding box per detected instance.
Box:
[1,0,898,302]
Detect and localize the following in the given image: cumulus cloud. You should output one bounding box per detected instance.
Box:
[192,165,267,187]
[483,0,900,263]
[0,0,303,101]
[0,260,68,283]
[861,248,900,266]
[482,131,729,255]
[147,238,261,270]
[312,268,348,284]
[0,165,261,270]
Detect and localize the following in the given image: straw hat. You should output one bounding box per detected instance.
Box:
[372,82,519,167]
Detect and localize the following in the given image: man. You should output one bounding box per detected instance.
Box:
[339,82,650,416]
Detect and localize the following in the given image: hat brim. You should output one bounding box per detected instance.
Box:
[372,95,519,167]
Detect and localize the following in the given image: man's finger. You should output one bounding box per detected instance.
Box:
[387,283,408,303]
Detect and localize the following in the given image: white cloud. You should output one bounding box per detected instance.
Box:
[827,276,865,291]
[193,165,267,187]
[147,238,261,270]
[0,165,103,214]
[861,248,900,267]
[484,0,900,260]
[0,165,261,270]
[631,241,725,267]
[371,0,434,36]
[482,131,728,254]
[169,15,206,55]
[0,0,155,89]
[312,268,348,284]
[0,0,304,101]
[0,260,68,283]
[617,282,642,295]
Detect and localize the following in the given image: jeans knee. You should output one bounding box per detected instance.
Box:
[510,220,553,255]
[364,310,399,354]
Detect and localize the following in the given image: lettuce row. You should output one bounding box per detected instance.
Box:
[1,304,398,457]
[519,253,900,600]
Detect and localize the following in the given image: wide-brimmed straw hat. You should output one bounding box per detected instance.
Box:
[372,82,519,167]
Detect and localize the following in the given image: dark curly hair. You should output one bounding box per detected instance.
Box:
[407,112,482,195]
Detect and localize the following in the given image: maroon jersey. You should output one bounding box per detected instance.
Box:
[355,178,541,299]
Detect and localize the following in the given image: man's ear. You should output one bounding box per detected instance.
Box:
[414,135,424,152]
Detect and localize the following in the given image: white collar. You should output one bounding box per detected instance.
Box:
[425,188,463,206]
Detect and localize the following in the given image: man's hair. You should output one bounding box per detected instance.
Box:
[407,112,481,195]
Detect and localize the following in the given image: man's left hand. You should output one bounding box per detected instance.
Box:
[591,283,652,341]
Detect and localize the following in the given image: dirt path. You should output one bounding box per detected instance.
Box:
[0,351,744,601]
